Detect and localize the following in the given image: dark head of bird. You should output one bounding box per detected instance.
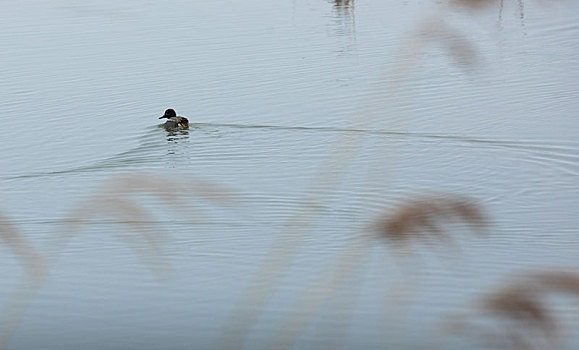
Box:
[159,109,177,120]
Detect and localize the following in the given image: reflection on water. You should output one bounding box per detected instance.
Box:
[498,0,527,31]
[166,129,190,158]
[328,0,356,53]
[166,129,189,144]
[331,0,354,17]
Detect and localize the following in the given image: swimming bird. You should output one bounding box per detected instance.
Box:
[159,109,189,129]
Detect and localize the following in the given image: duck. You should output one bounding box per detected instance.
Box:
[159,109,189,129]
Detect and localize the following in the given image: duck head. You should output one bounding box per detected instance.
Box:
[159,109,177,119]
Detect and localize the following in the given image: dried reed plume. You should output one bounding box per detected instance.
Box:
[445,270,579,350]
[411,19,481,70]
[0,212,45,282]
[250,193,489,350]
[59,172,235,279]
[370,194,488,348]
[215,1,491,347]
[0,211,47,349]
[376,194,487,251]
[0,172,235,349]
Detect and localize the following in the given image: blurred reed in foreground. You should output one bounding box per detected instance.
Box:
[0,172,234,349]
[0,213,45,282]
[213,0,503,347]
[2,1,572,349]
[254,193,489,350]
[376,194,487,253]
[444,270,579,349]
[214,0,495,347]
[60,172,234,279]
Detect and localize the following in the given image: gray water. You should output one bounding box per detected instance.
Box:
[1,0,578,349]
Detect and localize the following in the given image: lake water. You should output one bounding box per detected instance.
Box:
[1,0,578,349]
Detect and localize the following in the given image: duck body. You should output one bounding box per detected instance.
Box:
[159,109,189,129]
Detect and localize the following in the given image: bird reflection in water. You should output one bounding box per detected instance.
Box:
[332,0,354,21]
[333,0,352,7]
[166,130,190,156]
[329,0,356,58]
[166,129,189,144]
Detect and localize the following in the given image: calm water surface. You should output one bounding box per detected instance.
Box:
[0,0,578,349]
